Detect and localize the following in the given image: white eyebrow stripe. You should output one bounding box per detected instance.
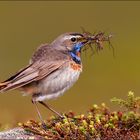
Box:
[63,35,81,40]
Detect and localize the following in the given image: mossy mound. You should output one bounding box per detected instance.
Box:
[19,91,140,139]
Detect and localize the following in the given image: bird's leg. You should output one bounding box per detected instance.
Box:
[31,100,47,129]
[38,101,64,119]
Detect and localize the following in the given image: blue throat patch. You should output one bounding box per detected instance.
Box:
[70,43,83,64]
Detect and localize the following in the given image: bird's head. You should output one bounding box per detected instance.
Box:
[51,32,90,64]
[51,32,112,64]
[51,32,87,51]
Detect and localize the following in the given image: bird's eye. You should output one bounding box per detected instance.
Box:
[71,37,77,42]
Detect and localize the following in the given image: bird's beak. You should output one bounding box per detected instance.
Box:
[77,37,89,45]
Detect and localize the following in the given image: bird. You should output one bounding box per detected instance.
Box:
[0,32,95,123]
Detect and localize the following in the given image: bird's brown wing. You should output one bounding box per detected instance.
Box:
[0,60,67,92]
[30,43,50,63]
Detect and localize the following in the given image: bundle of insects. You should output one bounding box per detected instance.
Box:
[80,28,114,56]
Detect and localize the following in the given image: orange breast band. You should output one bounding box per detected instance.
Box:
[70,62,82,71]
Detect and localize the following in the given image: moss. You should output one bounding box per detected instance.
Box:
[19,91,140,139]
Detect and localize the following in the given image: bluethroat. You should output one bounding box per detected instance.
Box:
[0,32,111,122]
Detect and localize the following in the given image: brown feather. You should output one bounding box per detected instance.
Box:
[0,41,70,93]
[0,60,67,92]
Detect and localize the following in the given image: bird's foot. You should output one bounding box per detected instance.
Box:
[41,122,48,130]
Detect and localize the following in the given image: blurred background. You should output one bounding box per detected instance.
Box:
[0,1,140,127]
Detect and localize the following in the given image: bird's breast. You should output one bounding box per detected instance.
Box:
[34,61,82,101]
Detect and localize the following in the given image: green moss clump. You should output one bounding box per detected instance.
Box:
[19,91,140,139]
[111,91,140,113]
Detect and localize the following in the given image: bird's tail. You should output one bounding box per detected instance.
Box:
[0,64,33,93]
[0,81,10,92]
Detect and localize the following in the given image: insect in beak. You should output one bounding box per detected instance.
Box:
[80,31,114,56]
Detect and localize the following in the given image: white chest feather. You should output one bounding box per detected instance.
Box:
[35,64,82,101]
